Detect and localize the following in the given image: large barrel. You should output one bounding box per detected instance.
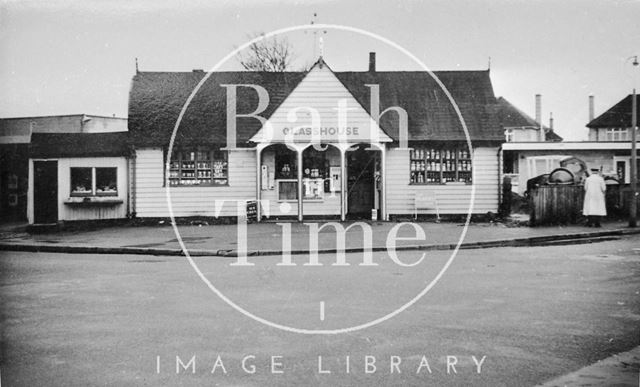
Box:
[548,167,575,185]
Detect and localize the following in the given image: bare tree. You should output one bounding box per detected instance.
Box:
[237,34,295,72]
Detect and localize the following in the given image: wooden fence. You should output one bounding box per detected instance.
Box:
[529,184,640,226]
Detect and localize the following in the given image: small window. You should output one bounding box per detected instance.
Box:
[605,128,629,141]
[505,128,514,142]
[70,167,118,196]
[71,168,93,196]
[95,168,118,196]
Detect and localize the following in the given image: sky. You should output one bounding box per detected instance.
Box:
[1,0,639,140]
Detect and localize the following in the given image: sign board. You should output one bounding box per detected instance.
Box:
[246,200,258,222]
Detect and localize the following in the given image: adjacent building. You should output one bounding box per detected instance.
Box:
[503,95,640,195]
[0,115,128,224]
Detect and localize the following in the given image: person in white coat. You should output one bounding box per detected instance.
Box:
[583,168,607,227]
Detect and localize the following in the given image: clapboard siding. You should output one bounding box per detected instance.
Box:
[253,64,388,143]
[134,146,499,218]
[386,147,499,215]
[134,148,256,217]
[57,157,128,221]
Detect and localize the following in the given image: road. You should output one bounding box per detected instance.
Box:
[1,236,639,386]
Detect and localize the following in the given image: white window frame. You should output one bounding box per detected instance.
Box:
[505,128,515,143]
[70,167,118,197]
[605,128,629,141]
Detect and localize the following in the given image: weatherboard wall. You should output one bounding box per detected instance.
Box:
[133,146,499,219]
[27,157,129,223]
[134,148,256,218]
[386,147,500,215]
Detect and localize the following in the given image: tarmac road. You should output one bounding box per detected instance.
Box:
[1,236,639,386]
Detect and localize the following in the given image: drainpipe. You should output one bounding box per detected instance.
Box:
[497,146,503,215]
[129,149,136,218]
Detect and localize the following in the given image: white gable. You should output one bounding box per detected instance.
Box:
[250,60,391,143]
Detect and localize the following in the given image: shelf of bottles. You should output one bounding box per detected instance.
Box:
[410,147,472,184]
[169,150,228,186]
[456,149,472,183]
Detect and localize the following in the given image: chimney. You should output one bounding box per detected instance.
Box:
[549,112,554,131]
[369,52,376,72]
[535,94,545,141]
[588,95,595,122]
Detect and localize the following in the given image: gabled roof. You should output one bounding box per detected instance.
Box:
[587,94,640,128]
[496,97,563,142]
[250,59,392,143]
[127,66,504,147]
[29,132,131,158]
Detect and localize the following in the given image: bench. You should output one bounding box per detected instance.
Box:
[414,191,440,222]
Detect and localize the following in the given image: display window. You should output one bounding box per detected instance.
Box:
[274,146,297,179]
[169,148,228,186]
[302,146,329,179]
[409,146,472,184]
[70,167,118,196]
[95,168,118,195]
[273,145,336,201]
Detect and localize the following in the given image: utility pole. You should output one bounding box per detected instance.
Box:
[630,87,637,227]
[629,55,638,227]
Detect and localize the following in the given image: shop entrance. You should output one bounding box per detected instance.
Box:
[33,160,58,224]
[347,145,380,219]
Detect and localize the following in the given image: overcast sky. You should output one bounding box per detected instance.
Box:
[1,0,639,140]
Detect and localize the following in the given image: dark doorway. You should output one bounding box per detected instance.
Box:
[33,161,58,224]
[0,144,29,223]
[346,145,380,219]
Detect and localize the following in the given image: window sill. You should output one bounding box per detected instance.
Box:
[64,197,123,206]
[168,184,230,188]
[409,182,472,186]
[277,199,324,203]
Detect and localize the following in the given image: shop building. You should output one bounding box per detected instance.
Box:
[127,55,504,221]
[0,115,128,225]
[27,132,130,224]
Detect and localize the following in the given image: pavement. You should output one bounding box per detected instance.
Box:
[537,346,640,386]
[1,217,639,257]
[1,219,639,385]
[2,238,639,386]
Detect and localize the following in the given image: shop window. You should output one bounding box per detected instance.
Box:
[71,167,118,196]
[303,147,329,179]
[303,178,324,200]
[70,168,93,196]
[277,181,298,201]
[96,168,118,195]
[302,146,328,200]
[276,180,325,201]
[275,148,297,179]
[169,149,228,186]
[409,146,472,184]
